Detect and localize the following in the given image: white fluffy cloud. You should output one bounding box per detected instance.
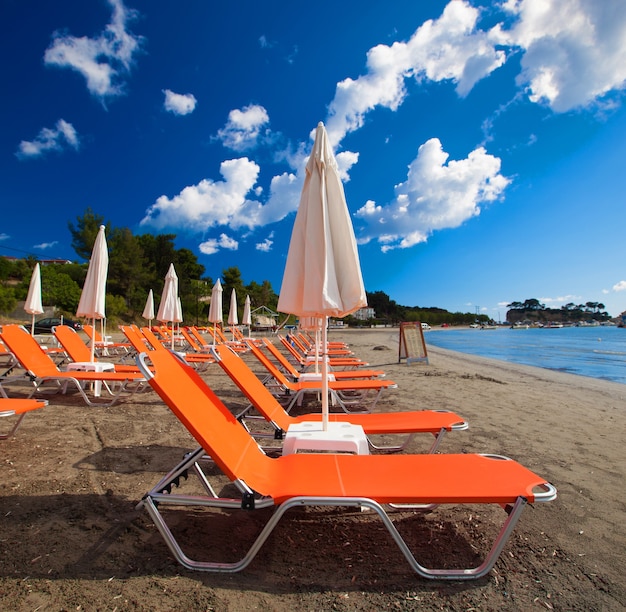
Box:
[34,241,59,250]
[496,0,626,112]
[325,1,506,146]
[16,119,79,159]
[325,0,626,147]
[140,158,261,231]
[163,89,197,115]
[613,281,626,292]
[140,155,305,236]
[356,138,509,251]
[199,234,239,255]
[256,233,274,252]
[44,0,142,99]
[217,104,270,151]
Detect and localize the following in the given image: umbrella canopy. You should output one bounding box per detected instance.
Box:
[228,289,239,340]
[208,279,223,345]
[76,225,109,360]
[157,263,179,349]
[242,295,252,337]
[142,289,155,326]
[24,263,43,336]
[277,122,367,427]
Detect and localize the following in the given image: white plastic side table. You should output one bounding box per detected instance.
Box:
[298,372,336,382]
[65,361,115,397]
[282,421,369,455]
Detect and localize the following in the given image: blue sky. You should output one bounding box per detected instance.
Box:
[2,0,626,317]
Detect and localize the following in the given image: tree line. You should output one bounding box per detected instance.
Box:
[0,209,280,324]
[347,290,491,327]
[506,298,610,324]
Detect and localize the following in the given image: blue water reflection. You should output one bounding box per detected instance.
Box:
[425,326,626,384]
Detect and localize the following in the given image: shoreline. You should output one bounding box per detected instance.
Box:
[331,325,626,387]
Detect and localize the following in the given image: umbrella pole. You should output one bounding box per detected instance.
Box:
[90,317,96,362]
[314,327,320,374]
[322,316,329,431]
[31,314,35,337]
[171,322,175,350]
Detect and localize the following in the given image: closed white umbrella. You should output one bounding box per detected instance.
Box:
[277,122,367,428]
[24,263,43,336]
[208,279,223,346]
[76,225,109,361]
[228,288,238,340]
[242,295,252,337]
[157,263,179,349]
[142,289,155,329]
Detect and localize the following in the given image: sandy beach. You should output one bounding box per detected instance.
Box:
[1,327,625,611]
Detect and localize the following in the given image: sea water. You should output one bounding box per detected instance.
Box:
[425,326,626,385]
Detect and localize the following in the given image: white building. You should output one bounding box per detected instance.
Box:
[353,307,375,321]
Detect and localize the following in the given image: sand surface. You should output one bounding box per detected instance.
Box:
[1,326,624,610]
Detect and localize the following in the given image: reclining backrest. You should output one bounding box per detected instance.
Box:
[141,327,168,351]
[212,345,290,430]
[138,349,271,483]
[54,325,91,362]
[262,339,299,376]
[180,328,202,351]
[0,325,61,376]
[279,335,305,362]
[287,333,308,354]
[82,324,102,342]
[189,326,212,347]
[246,342,290,386]
[120,325,152,353]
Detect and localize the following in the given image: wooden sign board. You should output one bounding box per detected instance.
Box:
[398,322,429,364]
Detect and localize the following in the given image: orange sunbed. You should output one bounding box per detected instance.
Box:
[245,341,397,412]
[134,348,556,579]
[0,398,48,439]
[212,344,467,453]
[279,335,369,368]
[262,338,385,380]
[54,325,143,373]
[0,325,147,407]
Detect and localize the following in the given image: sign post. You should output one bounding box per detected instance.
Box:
[398,322,429,365]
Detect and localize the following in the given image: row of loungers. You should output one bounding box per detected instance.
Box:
[0,322,556,580]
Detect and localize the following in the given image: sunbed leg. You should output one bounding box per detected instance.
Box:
[0,413,27,440]
[427,428,446,454]
[376,495,529,580]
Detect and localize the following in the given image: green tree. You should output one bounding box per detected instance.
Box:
[137,233,178,283]
[245,279,278,311]
[41,266,82,313]
[523,298,544,311]
[68,208,110,261]
[108,227,154,316]
[0,284,17,313]
[222,266,245,302]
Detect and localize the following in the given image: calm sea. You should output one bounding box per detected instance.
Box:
[425,326,626,385]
